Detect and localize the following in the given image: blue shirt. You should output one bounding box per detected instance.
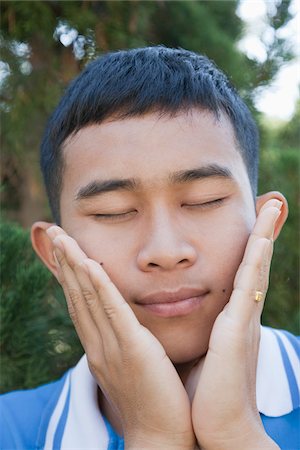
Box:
[1,327,299,449]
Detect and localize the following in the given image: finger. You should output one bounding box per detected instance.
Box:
[259,198,283,214]
[53,236,121,346]
[84,258,142,343]
[234,235,274,289]
[242,203,281,263]
[226,237,273,326]
[46,225,68,239]
[233,204,279,291]
[53,242,101,351]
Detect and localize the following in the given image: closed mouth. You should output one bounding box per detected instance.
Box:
[135,288,209,317]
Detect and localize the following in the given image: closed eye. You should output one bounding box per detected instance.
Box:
[183,198,226,209]
[93,210,137,222]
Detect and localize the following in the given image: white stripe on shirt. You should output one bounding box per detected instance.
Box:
[44,372,71,450]
[256,327,293,416]
[45,326,299,449]
[61,355,109,450]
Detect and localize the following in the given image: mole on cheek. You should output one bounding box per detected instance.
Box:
[222,289,226,293]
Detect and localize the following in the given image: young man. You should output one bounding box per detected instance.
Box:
[1,47,299,449]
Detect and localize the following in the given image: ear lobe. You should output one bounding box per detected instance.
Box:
[256,191,288,241]
[31,221,59,279]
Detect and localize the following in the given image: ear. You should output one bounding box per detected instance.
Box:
[31,221,59,279]
[256,191,288,241]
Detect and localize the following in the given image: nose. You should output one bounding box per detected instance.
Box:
[136,210,197,272]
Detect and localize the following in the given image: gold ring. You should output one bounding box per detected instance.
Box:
[254,290,264,303]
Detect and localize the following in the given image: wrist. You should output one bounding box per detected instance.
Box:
[195,409,280,450]
[198,430,279,450]
[125,431,195,450]
[126,441,194,450]
[196,416,280,450]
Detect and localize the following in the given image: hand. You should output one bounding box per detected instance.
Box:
[187,199,282,450]
[47,227,195,450]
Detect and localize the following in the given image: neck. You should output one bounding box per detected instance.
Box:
[174,359,200,384]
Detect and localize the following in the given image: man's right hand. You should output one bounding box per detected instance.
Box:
[47,226,195,450]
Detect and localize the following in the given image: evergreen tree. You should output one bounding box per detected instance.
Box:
[278,99,300,148]
[0,0,298,391]
[0,222,82,392]
[259,147,299,334]
[0,0,294,225]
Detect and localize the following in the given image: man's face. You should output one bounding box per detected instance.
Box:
[60,110,256,364]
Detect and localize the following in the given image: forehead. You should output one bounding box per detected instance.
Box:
[62,110,248,193]
[61,110,251,206]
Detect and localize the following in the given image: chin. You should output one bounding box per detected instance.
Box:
[137,310,216,365]
[158,328,211,365]
[167,343,208,365]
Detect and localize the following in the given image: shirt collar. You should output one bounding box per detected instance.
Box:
[61,325,299,447]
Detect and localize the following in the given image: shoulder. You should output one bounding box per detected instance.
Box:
[0,371,69,450]
[0,356,116,450]
[258,326,299,449]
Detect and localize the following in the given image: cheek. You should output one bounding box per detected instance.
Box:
[74,230,133,295]
[207,213,254,287]
[189,207,255,288]
[72,222,130,262]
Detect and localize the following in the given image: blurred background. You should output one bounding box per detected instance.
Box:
[1,0,299,392]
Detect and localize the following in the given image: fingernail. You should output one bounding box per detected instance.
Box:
[274,207,282,223]
[274,200,283,211]
[271,209,281,239]
[46,226,60,240]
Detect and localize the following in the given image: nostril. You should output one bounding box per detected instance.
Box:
[179,259,188,265]
[148,262,159,268]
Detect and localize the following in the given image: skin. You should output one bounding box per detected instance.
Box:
[32,110,288,449]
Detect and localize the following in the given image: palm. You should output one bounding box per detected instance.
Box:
[187,201,281,449]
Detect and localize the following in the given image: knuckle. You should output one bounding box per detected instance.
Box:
[82,287,95,303]
[57,270,65,285]
[69,258,82,272]
[260,236,271,246]
[67,304,78,325]
[68,259,77,271]
[68,288,82,308]
[82,288,99,312]
[56,252,66,267]
[96,281,109,295]
[104,296,128,317]
[87,353,102,375]
[103,303,118,321]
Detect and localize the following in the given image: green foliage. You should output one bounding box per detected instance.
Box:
[260,147,299,334]
[278,99,300,148]
[0,0,295,226]
[0,142,299,393]
[148,1,252,89]
[0,221,82,393]
[0,0,298,392]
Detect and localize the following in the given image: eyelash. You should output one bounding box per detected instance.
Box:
[184,198,226,209]
[93,198,225,222]
[93,210,137,221]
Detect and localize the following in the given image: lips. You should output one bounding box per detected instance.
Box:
[136,287,209,317]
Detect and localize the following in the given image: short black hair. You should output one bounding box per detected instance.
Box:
[41,46,259,224]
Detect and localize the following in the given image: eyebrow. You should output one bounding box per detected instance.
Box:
[170,164,233,184]
[75,164,234,201]
[75,178,139,200]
